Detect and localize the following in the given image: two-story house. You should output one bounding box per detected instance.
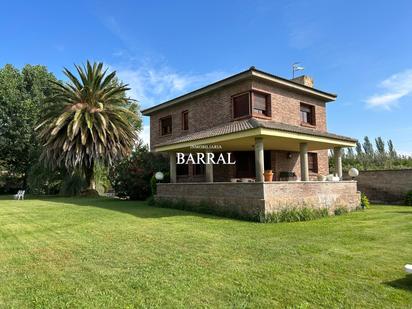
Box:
[142,67,360,219]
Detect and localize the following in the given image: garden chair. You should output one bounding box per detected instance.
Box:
[14,190,25,200]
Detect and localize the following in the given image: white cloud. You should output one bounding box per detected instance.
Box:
[113,63,228,109]
[366,69,412,109]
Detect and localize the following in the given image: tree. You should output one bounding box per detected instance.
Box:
[109,142,169,200]
[36,61,139,194]
[362,136,374,156]
[375,137,385,155]
[388,139,397,158]
[0,64,56,188]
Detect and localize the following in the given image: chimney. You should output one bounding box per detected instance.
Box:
[291,75,314,88]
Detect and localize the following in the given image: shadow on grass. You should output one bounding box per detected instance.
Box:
[384,275,412,292]
[34,196,229,221]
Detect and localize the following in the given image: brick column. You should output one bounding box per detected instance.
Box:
[205,163,213,182]
[300,142,309,181]
[169,152,176,183]
[334,147,343,179]
[255,137,264,182]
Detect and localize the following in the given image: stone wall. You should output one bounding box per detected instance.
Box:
[156,182,265,218]
[156,181,360,220]
[263,181,360,213]
[343,169,412,204]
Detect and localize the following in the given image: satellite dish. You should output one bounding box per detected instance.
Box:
[155,172,164,181]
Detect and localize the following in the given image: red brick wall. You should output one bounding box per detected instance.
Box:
[251,79,327,132]
[150,78,329,148]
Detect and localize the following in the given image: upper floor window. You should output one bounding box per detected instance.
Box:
[300,103,315,126]
[308,153,318,173]
[160,116,172,136]
[252,92,270,116]
[232,91,271,119]
[182,110,189,131]
[233,93,250,118]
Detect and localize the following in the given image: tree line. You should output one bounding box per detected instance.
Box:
[329,136,412,172]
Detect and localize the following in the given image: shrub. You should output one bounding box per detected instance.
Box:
[109,143,169,200]
[264,207,329,223]
[404,190,412,206]
[360,192,370,209]
[334,206,349,216]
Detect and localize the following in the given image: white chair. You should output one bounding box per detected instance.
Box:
[14,190,25,200]
[405,264,412,274]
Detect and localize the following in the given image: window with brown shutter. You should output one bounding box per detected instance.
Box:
[182,110,189,130]
[160,116,172,136]
[300,103,315,125]
[233,93,250,118]
[308,153,318,173]
[252,91,270,116]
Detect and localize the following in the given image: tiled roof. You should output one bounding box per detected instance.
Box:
[141,67,337,115]
[155,118,357,147]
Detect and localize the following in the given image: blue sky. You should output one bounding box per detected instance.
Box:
[2,1,412,153]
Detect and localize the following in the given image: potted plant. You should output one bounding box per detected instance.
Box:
[263,170,273,182]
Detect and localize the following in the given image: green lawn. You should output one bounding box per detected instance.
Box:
[0,197,411,308]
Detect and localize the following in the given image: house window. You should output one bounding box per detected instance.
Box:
[252,92,270,116]
[182,110,189,130]
[308,153,318,173]
[160,116,172,136]
[233,93,250,118]
[300,103,315,125]
[233,91,271,119]
[193,163,205,175]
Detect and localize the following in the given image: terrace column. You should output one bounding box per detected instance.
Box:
[300,142,309,181]
[169,152,177,183]
[205,163,213,182]
[334,147,343,179]
[255,137,264,182]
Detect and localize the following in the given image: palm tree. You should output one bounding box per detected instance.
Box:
[36,61,138,193]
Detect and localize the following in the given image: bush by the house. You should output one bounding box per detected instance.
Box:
[263,207,330,223]
[361,192,370,209]
[404,190,412,206]
[109,143,169,200]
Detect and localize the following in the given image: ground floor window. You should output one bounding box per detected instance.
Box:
[308,152,318,173]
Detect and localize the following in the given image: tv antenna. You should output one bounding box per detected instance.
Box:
[292,62,304,78]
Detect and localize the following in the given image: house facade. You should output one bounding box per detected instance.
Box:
[142,67,360,219]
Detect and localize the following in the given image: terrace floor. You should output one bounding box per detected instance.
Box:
[0,197,411,307]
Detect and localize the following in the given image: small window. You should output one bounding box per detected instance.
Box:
[193,163,205,175]
[182,110,189,131]
[300,103,315,125]
[160,116,172,136]
[308,153,318,173]
[252,92,270,116]
[233,93,250,118]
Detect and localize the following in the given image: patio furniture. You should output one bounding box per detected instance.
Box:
[405,264,412,274]
[14,190,25,200]
[279,171,297,181]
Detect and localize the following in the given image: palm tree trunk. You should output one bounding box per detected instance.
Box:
[84,161,96,190]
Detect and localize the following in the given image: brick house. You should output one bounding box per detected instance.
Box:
[142,67,360,219]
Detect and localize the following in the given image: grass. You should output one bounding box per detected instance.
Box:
[0,197,411,308]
